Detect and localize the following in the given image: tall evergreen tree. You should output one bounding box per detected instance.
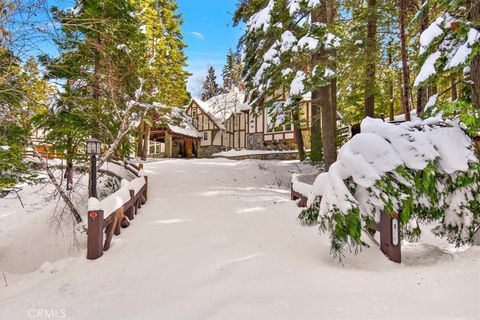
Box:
[222,49,244,92]
[135,0,190,158]
[201,66,220,101]
[413,0,480,132]
[364,0,377,118]
[234,0,340,163]
[222,49,236,92]
[399,0,412,121]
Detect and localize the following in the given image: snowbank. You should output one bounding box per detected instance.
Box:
[291,174,313,196]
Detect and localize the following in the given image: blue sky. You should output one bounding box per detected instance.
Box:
[177,0,243,97]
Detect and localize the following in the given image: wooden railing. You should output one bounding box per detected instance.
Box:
[110,159,144,178]
[87,164,148,260]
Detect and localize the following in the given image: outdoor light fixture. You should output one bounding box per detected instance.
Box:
[86,138,102,156]
[86,138,102,198]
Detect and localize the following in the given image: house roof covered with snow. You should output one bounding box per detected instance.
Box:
[204,89,248,122]
[188,89,248,130]
[164,107,202,139]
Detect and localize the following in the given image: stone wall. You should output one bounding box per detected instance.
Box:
[247,133,264,149]
[198,145,225,158]
[214,151,299,161]
[246,131,311,151]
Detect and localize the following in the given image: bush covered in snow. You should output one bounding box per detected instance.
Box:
[300,117,480,260]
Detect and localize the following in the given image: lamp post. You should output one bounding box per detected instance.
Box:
[86,138,101,198]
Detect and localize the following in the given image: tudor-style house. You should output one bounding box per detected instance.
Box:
[147,88,343,158]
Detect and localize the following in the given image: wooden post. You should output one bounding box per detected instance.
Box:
[143,176,148,204]
[126,190,135,220]
[380,211,401,263]
[291,183,297,201]
[87,210,104,260]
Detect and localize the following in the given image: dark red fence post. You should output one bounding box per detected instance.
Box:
[87,210,104,260]
[126,190,135,220]
[380,211,401,263]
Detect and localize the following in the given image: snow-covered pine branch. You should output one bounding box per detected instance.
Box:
[300,116,480,260]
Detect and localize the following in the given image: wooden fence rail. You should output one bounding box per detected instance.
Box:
[87,164,148,260]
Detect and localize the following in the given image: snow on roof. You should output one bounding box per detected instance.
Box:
[164,107,202,138]
[190,97,226,130]
[189,89,248,130]
[167,124,202,139]
[205,89,247,122]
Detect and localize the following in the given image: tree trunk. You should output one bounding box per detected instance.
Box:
[470,0,480,109]
[399,0,412,121]
[428,85,437,97]
[64,137,74,191]
[451,75,458,101]
[311,0,337,169]
[416,2,429,114]
[65,162,74,191]
[292,103,306,161]
[388,46,395,121]
[321,83,336,170]
[364,0,377,118]
[137,120,144,157]
[310,96,323,162]
[310,5,326,163]
[141,124,151,161]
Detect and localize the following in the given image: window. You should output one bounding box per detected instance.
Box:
[203,132,208,141]
[148,141,162,155]
[192,107,197,117]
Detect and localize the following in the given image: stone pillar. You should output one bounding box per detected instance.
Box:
[165,132,173,158]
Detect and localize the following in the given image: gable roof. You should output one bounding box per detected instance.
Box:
[204,89,248,122]
[165,107,202,139]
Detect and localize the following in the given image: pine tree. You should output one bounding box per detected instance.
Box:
[222,49,236,92]
[364,0,377,118]
[135,0,190,158]
[413,0,480,132]
[138,0,189,108]
[234,0,339,162]
[201,66,220,101]
[222,49,244,92]
[399,0,412,121]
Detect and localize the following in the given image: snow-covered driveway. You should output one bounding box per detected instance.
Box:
[0,159,479,320]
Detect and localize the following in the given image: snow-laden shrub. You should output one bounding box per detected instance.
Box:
[300,117,480,260]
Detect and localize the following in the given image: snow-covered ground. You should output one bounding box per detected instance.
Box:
[0,159,479,320]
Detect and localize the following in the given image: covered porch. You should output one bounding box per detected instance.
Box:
[150,127,201,158]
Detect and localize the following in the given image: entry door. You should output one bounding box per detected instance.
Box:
[184,139,193,158]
